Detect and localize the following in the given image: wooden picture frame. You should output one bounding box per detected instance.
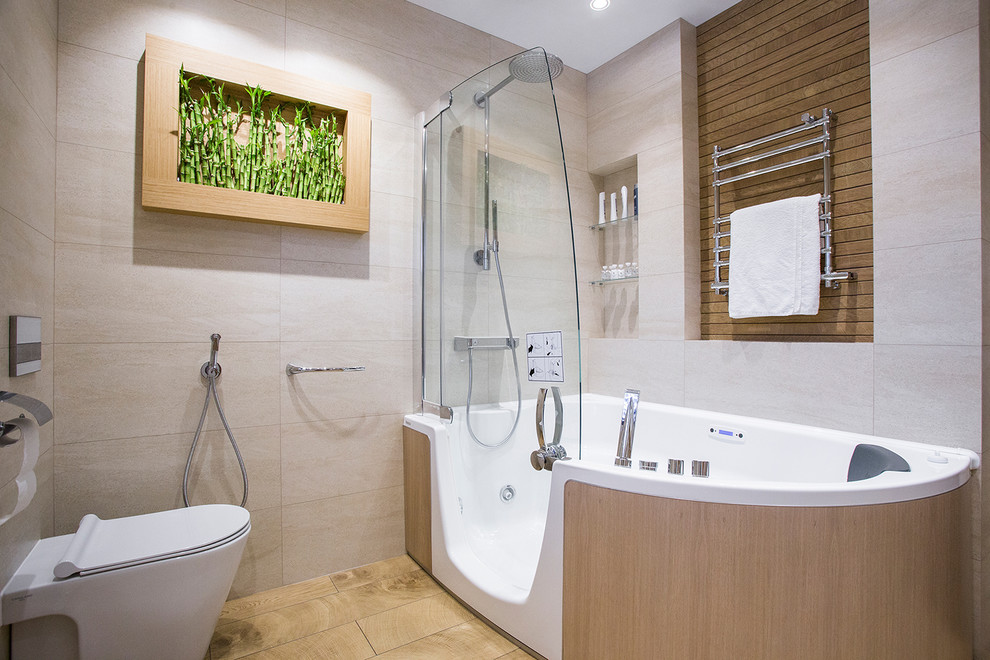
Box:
[142,34,371,232]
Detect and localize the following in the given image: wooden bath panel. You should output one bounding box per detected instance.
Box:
[402,426,432,573]
[562,481,972,660]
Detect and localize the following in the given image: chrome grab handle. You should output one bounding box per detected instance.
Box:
[532,387,567,471]
[285,363,366,376]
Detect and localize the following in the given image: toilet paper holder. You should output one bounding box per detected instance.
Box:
[0,391,52,444]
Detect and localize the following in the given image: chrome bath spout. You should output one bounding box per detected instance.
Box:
[614,389,640,468]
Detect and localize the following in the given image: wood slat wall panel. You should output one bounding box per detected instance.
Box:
[698,0,872,342]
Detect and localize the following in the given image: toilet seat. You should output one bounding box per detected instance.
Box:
[53,504,251,578]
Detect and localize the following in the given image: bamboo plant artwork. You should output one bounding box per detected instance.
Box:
[177,67,346,204]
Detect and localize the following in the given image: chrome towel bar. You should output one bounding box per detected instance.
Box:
[285,363,366,376]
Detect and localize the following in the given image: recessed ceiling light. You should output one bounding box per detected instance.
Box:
[590,0,610,10]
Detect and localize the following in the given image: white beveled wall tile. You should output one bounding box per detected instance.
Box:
[280,192,415,270]
[873,133,982,250]
[56,142,281,258]
[0,0,57,135]
[229,505,283,598]
[280,261,414,342]
[587,20,685,118]
[281,485,404,582]
[869,0,978,64]
[874,344,981,451]
[284,19,465,127]
[281,414,403,506]
[0,67,55,239]
[55,341,280,444]
[280,341,415,424]
[55,243,280,343]
[586,338,684,405]
[286,0,489,78]
[874,240,981,346]
[59,0,285,66]
[54,425,280,531]
[684,341,875,434]
[871,27,980,157]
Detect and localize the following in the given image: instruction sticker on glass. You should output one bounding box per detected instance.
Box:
[527,331,564,382]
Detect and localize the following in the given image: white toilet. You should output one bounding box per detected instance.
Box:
[1,504,250,660]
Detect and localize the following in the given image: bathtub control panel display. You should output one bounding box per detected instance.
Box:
[709,426,745,443]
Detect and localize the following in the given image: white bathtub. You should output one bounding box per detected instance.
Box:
[403,393,979,659]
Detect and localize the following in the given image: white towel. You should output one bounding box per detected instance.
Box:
[727,193,821,319]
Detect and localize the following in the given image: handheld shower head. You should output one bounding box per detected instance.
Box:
[474,50,564,107]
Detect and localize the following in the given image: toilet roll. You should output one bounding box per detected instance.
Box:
[0,417,40,526]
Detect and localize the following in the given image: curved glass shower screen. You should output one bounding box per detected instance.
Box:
[421,48,581,454]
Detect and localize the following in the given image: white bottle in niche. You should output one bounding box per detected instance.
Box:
[620,186,628,219]
[610,193,617,222]
[598,192,606,224]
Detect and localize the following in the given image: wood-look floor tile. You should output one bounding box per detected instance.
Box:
[330,554,419,591]
[211,599,333,660]
[321,569,442,625]
[219,576,338,625]
[496,649,539,659]
[356,592,474,654]
[235,622,374,660]
[373,619,518,659]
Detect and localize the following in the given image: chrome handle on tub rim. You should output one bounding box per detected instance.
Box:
[532,387,567,471]
[285,364,366,376]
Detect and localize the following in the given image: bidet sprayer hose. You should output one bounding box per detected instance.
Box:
[182,334,249,508]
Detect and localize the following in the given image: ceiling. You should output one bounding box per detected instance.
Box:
[406,0,740,73]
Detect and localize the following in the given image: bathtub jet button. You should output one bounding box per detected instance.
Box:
[638,460,657,471]
[668,459,684,475]
[691,460,710,478]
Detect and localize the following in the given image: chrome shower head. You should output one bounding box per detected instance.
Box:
[474,50,564,106]
[508,51,564,84]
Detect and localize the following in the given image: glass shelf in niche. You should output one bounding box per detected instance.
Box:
[590,275,639,287]
[590,214,638,231]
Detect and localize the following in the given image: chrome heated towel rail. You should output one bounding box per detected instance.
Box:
[711,108,855,294]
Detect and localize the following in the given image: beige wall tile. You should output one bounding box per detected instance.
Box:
[586,338,685,405]
[280,342,415,424]
[235,0,286,15]
[280,261,414,342]
[285,0,490,78]
[0,0,57,135]
[55,243,280,343]
[281,486,404,583]
[873,133,982,250]
[56,142,281,258]
[871,27,980,157]
[284,19,465,127]
[54,425,279,532]
[869,0,979,64]
[684,341,875,434]
[874,240,982,346]
[280,192,415,270]
[55,341,280,444]
[638,272,689,340]
[230,505,283,598]
[0,67,56,239]
[56,43,139,155]
[370,119,417,198]
[588,20,686,117]
[1,210,54,344]
[874,344,982,451]
[281,414,403,506]
[58,0,286,65]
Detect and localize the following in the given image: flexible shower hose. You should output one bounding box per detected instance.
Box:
[465,247,522,448]
[182,336,249,507]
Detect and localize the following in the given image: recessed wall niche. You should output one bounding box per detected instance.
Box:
[141,34,371,232]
